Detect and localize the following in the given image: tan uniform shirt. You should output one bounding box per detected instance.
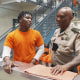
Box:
[51,23,80,65]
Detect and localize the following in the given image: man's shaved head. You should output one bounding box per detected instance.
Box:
[58,7,73,17]
[56,7,73,31]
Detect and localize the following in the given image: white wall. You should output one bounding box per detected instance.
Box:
[0,2,38,36]
[0,0,21,4]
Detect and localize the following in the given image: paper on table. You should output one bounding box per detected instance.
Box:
[24,65,77,80]
[12,61,34,72]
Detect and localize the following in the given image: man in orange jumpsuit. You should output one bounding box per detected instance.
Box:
[2,11,44,74]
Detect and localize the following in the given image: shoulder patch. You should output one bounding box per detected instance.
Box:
[71,28,80,33]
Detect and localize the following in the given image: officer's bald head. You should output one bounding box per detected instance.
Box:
[56,7,73,31]
[58,7,73,18]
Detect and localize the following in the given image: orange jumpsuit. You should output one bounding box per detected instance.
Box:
[4,28,44,63]
[73,0,78,6]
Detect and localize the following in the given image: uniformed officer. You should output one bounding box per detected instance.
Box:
[50,7,80,75]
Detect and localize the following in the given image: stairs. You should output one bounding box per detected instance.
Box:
[0,0,74,56]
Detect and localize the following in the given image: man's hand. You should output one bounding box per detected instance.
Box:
[50,64,70,75]
[31,58,37,65]
[3,57,15,74]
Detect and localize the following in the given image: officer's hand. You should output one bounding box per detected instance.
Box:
[31,58,37,65]
[50,65,70,75]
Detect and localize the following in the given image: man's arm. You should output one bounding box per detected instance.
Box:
[2,46,14,74]
[51,55,80,75]
[31,44,44,64]
[2,46,11,59]
[65,55,80,69]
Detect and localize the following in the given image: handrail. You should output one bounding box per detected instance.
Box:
[0,27,13,40]
[0,24,19,41]
[26,0,39,5]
